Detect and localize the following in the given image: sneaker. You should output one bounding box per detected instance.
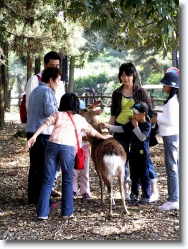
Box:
[125,193,130,201]
[82,193,91,199]
[38,216,48,220]
[73,191,77,200]
[149,192,159,202]
[158,201,179,211]
[140,197,150,203]
[128,193,139,204]
[51,189,62,197]
[62,214,74,219]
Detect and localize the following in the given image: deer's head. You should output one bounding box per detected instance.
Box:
[79,100,103,129]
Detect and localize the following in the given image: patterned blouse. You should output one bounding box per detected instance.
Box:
[45,111,97,154]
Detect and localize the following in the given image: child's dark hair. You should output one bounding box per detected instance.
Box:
[42,67,62,83]
[44,51,61,64]
[164,88,179,104]
[118,63,137,84]
[59,92,80,114]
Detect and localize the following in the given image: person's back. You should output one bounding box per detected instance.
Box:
[26,83,58,135]
[26,67,61,205]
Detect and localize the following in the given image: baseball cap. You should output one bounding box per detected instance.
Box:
[131,101,149,114]
[160,72,179,89]
[79,99,86,109]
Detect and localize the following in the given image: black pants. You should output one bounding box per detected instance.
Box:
[27,133,50,204]
[129,153,151,198]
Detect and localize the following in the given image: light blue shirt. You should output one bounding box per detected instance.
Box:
[25,82,58,135]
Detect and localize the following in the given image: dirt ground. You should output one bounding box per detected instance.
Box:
[0,112,179,241]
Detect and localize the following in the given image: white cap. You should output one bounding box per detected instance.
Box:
[79,100,86,109]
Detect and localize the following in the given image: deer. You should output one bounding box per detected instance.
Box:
[79,100,129,217]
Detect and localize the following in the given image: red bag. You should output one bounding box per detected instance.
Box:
[74,148,85,170]
[19,94,27,124]
[67,112,85,170]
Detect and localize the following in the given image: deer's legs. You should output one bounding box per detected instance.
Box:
[119,176,129,214]
[99,177,104,206]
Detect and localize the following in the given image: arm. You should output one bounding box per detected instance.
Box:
[132,127,147,141]
[109,115,116,125]
[131,118,147,141]
[28,122,48,148]
[95,131,113,140]
[82,118,113,140]
[43,89,58,116]
[100,122,124,133]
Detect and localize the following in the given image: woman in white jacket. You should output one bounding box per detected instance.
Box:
[151,69,179,211]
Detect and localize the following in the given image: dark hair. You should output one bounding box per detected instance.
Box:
[118,63,137,84]
[164,87,179,104]
[59,92,80,114]
[41,67,62,83]
[44,51,61,64]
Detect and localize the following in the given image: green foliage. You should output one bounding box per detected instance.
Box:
[148,73,164,85]
[74,73,109,95]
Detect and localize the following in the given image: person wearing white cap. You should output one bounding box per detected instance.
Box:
[72,100,92,199]
[151,69,179,211]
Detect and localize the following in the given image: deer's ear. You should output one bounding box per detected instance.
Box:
[95,109,103,115]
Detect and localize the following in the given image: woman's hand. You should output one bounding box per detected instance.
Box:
[99,122,110,129]
[28,136,37,148]
[102,134,113,140]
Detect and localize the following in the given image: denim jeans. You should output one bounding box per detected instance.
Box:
[129,153,151,198]
[162,135,179,202]
[36,142,75,217]
[149,158,157,183]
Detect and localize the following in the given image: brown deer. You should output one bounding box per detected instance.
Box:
[79,100,129,217]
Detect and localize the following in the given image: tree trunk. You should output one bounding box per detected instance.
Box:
[3,42,9,110]
[172,50,179,69]
[0,64,5,128]
[17,74,25,95]
[68,56,75,93]
[27,39,32,81]
[137,73,142,86]
[35,57,41,74]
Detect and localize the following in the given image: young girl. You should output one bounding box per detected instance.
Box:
[28,93,112,220]
[151,70,179,211]
[72,100,91,199]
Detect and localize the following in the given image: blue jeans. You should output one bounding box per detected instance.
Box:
[162,135,179,202]
[36,142,75,217]
[129,153,151,198]
[149,158,157,183]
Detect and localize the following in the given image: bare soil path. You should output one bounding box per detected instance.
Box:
[0,112,179,241]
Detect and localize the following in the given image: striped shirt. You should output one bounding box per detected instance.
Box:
[45,111,97,154]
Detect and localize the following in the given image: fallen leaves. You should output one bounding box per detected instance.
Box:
[0,115,179,241]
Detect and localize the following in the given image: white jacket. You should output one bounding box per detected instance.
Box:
[157,94,179,136]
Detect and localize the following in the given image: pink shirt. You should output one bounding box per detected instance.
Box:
[45,112,97,154]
